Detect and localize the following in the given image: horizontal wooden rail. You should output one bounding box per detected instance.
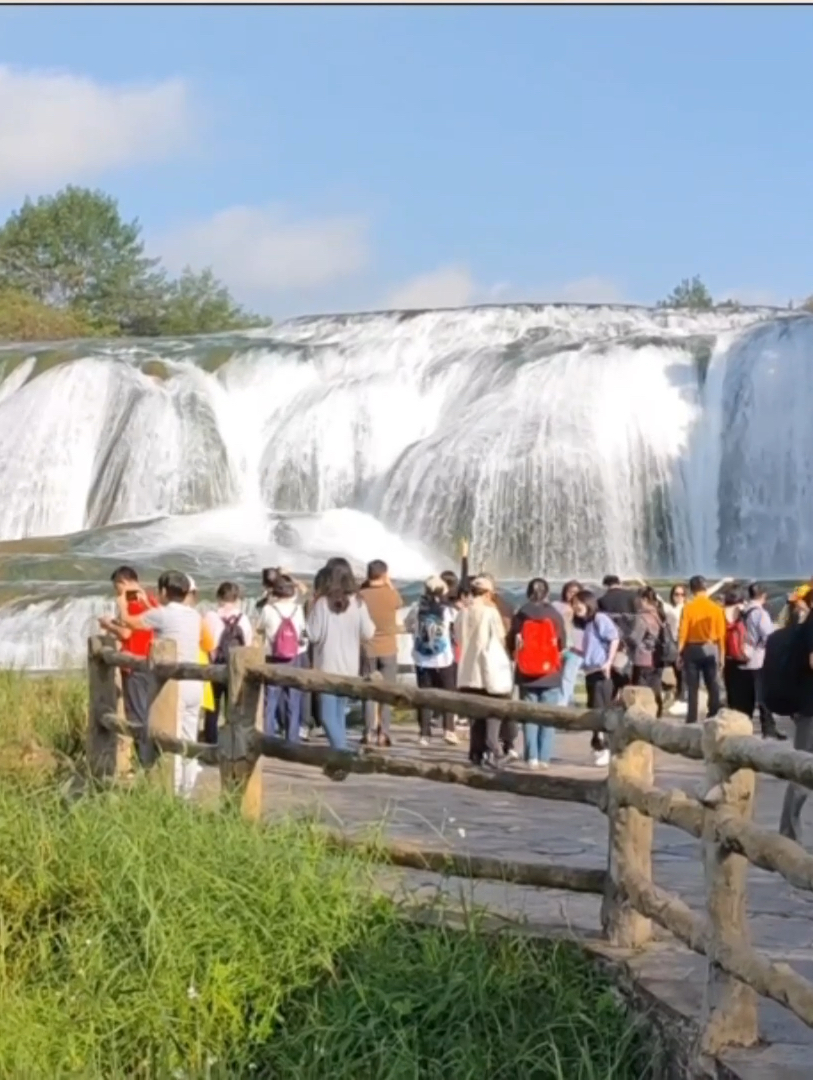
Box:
[94,644,606,730]
[255,734,607,807]
[95,646,227,685]
[246,661,605,730]
[717,734,813,792]
[609,706,704,759]
[614,778,703,839]
[325,833,606,894]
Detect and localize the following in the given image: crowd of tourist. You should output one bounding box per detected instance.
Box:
[98,557,813,837]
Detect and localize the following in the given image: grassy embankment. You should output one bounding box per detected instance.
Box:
[0,671,657,1079]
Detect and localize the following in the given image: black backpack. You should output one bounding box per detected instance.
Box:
[762,624,808,718]
[654,620,679,668]
[214,614,246,664]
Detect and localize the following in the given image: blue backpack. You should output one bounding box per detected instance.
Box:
[415,603,450,661]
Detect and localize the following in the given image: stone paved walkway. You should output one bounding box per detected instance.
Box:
[199,714,813,1078]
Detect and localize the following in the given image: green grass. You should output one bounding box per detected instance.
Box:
[0,673,657,1079]
[0,671,87,781]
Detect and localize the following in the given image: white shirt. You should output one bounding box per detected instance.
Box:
[203,605,253,655]
[662,601,683,639]
[258,599,308,657]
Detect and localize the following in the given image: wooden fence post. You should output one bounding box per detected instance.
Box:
[602,686,657,948]
[86,636,120,781]
[147,638,178,795]
[113,664,133,779]
[699,708,758,1055]
[220,645,265,820]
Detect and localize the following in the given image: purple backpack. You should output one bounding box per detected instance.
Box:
[271,608,300,661]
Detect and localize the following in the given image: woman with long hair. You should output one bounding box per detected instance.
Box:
[306,564,375,749]
[571,589,619,767]
[630,586,666,717]
[507,577,566,769]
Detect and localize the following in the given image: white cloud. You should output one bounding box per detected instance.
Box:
[0,65,192,196]
[157,205,370,304]
[384,264,476,310]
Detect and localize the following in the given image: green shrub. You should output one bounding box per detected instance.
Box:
[0,288,96,341]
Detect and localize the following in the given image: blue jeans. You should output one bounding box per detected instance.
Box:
[264,653,308,741]
[560,651,582,707]
[320,693,348,750]
[520,686,562,764]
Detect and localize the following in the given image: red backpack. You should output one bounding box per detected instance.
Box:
[516,616,562,678]
[725,612,749,664]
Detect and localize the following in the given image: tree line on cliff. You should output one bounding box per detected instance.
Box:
[0,186,266,341]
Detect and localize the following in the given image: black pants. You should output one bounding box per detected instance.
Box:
[463,688,504,763]
[585,671,613,751]
[610,666,631,700]
[673,666,684,702]
[500,718,519,753]
[416,665,456,737]
[632,665,664,717]
[682,645,721,725]
[724,662,774,733]
[121,670,156,768]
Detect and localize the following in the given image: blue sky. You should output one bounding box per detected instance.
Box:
[1,5,812,317]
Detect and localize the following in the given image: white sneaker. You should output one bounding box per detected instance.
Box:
[593,749,611,768]
[527,759,540,770]
[506,748,520,762]
[419,737,429,747]
[443,731,459,745]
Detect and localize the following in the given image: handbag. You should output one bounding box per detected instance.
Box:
[482,615,514,696]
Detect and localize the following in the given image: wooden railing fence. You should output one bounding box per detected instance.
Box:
[87,635,813,1059]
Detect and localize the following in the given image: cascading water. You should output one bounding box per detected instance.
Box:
[1,302,811,667]
[698,315,813,576]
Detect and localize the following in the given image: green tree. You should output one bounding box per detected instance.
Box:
[153,267,264,336]
[657,275,714,311]
[0,186,163,331]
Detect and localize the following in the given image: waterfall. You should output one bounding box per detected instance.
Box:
[0,303,809,584]
[700,315,813,576]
